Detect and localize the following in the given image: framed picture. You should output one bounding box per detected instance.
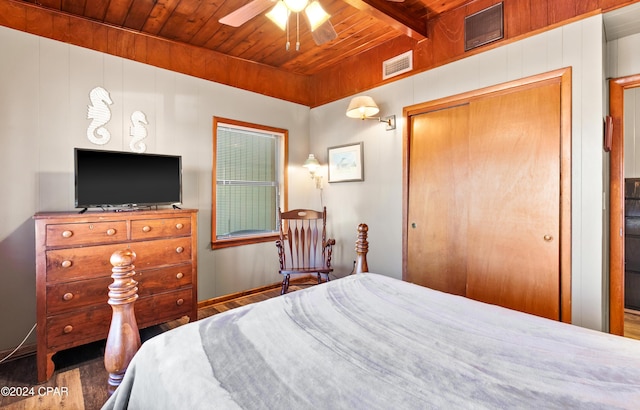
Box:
[328,142,364,183]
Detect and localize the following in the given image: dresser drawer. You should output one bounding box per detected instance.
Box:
[46,221,128,247]
[46,288,193,351]
[131,217,191,240]
[626,216,640,236]
[132,237,192,270]
[46,237,192,283]
[137,264,192,297]
[47,265,193,314]
[136,288,194,327]
[47,305,112,351]
[47,276,113,315]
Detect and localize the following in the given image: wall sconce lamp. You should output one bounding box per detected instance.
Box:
[303,154,323,189]
[346,96,396,130]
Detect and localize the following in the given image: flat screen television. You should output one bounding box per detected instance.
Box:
[74,148,182,210]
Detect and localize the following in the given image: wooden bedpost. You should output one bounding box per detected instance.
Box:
[105,249,141,396]
[355,223,369,273]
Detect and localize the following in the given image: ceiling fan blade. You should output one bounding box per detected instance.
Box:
[219,0,275,27]
[311,20,337,45]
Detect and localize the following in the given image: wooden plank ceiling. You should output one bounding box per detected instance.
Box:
[4,0,638,105]
[20,0,468,76]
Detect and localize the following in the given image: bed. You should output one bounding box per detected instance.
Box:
[102,224,640,409]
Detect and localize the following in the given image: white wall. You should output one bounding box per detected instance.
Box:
[311,15,607,331]
[0,25,314,351]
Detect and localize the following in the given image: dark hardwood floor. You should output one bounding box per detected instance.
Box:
[0,279,316,410]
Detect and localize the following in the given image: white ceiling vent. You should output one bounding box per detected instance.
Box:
[382,50,413,80]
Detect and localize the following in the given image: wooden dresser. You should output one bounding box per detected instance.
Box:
[34,208,198,382]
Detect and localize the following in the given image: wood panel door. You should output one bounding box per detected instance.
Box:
[407,104,470,296]
[465,83,561,320]
[406,81,562,321]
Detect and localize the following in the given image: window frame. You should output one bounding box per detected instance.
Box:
[211,117,288,249]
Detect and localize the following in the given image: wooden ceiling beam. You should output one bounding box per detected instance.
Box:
[340,0,428,40]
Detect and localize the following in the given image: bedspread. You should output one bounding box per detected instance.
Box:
[103,273,640,409]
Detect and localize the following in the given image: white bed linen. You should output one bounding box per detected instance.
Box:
[103,273,640,409]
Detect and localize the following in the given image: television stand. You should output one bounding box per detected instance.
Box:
[33,208,198,382]
[78,208,88,214]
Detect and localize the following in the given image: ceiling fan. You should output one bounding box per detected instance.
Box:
[219,0,337,50]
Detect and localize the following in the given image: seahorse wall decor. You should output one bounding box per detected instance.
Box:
[129,111,148,153]
[85,87,151,152]
[87,86,113,145]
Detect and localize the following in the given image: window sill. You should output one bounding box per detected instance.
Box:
[211,233,280,249]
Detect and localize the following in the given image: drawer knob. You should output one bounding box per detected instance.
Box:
[142,225,151,233]
[62,230,73,238]
[176,223,184,230]
[176,298,184,306]
[176,246,184,254]
[106,228,116,236]
[176,272,184,279]
[63,292,74,301]
[61,260,72,268]
[63,325,73,334]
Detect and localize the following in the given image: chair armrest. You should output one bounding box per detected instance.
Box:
[323,238,335,268]
[276,240,285,269]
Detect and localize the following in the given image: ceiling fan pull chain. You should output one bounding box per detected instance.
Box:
[286,12,291,51]
[296,13,300,51]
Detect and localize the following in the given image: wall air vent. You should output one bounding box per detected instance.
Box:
[465,2,503,51]
[382,50,413,80]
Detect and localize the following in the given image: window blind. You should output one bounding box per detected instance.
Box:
[216,125,281,239]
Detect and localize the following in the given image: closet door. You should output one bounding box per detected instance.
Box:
[406,80,562,320]
[465,83,561,320]
[407,104,469,296]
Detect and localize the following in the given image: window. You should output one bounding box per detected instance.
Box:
[212,117,287,249]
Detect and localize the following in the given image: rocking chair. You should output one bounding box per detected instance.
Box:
[276,207,335,294]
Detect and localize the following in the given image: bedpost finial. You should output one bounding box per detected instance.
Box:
[355,224,369,274]
[110,248,136,267]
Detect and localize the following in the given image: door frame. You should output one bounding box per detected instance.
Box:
[609,74,640,335]
[402,67,573,323]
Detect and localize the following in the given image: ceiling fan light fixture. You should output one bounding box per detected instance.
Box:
[266,1,290,31]
[304,1,331,32]
[284,0,309,13]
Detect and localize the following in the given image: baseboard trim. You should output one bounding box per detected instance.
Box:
[197,275,315,309]
[0,343,36,363]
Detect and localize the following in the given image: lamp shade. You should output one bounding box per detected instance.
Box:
[303,154,320,173]
[346,96,380,119]
[266,2,290,31]
[304,1,331,31]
